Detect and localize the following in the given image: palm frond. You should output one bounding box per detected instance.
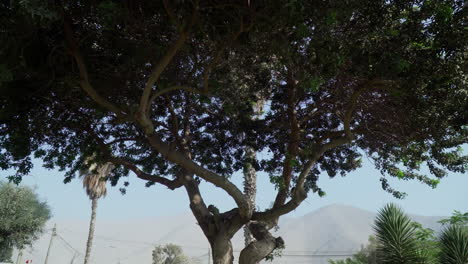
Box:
[439,225,468,264]
[373,203,421,264]
[81,161,114,200]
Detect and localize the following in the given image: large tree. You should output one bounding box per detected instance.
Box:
[0,182,51,262]
[0,1,466,263]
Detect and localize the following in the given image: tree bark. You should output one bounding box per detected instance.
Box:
[84,198,98,264]
[239,222,284,264]
[243,146,257,246]
[211,233,234,264]
[242,99,263,246]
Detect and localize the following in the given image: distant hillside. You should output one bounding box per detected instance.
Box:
[16,204,445,264]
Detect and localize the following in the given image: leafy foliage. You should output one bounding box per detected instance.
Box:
[0,0,465,194]
[80,160,113,200]
[439,211,468,227]
[374,204,421,264]
[152,244,194,264]
[0,0,466,262]
[329,236,378,264]
[0,182,51,262]
[333,209,468,264]
[412,222,439,264]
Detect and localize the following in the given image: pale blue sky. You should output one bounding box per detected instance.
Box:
[3,156,466,221]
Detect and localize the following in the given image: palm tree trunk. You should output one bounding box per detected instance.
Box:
[243,100,263,246]
[243,146,257,246]
[84,198,98,264]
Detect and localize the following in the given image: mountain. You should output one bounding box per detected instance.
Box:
[14,204,445,264]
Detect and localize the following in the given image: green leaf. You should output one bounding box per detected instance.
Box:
[308,76,324,92]
[397,170,405,179]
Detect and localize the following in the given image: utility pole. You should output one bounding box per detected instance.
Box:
[44,224,57,264]
[15,249,23,264]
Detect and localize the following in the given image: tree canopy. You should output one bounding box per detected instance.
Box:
[0,0,466,263]
[152,244,193,264]
[0,182,51,262]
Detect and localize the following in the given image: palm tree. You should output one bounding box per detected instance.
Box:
[81,161,113,264]
[373,203,421,264]
[243,146,257,246]
[439,225,468,264]
[242,100,263,246]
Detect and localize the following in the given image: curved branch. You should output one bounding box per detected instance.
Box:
[253,134,352,222]
[109,157,183,190]
[140,6,199,114]
[63,13,126,117]
[144,133,251,218]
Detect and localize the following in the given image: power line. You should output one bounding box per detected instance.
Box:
[56,234,84,256]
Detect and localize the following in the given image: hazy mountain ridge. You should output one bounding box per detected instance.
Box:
[15,204,445,264]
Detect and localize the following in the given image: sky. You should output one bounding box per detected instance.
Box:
[3,156,467,221]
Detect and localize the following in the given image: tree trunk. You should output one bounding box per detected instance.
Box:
[239,222,284,264]
[242,99,263,246]
[84,198,98,264]
[211,234,234,264]
[243,146,257,246]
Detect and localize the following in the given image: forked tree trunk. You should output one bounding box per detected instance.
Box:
[83,198,98,264]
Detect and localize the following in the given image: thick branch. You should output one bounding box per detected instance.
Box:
[252,159,313,222]
[139,6,199,114]
[143,133,251,218]
[253,134,352,222]
[183,173,213,239]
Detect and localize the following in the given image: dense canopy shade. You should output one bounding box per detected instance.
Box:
[0,0,466,263]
